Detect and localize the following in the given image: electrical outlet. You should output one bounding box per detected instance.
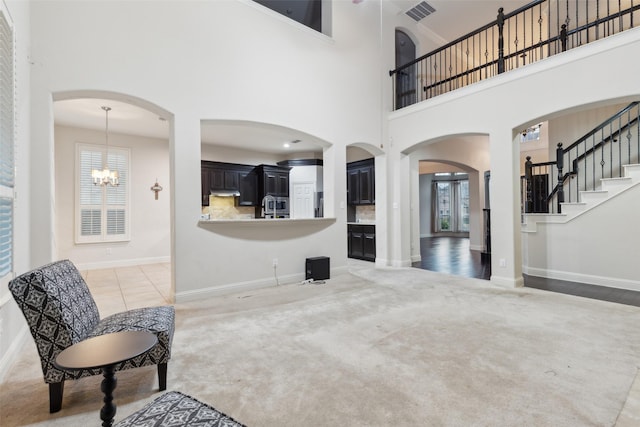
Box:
[272,258,278,267]
[499,258,506,268]
[106,248,112,255]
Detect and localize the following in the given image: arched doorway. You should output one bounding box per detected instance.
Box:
[413,160,489,280]
[52,91,174,308]
[395,29,417,109]
[404,134,490,280]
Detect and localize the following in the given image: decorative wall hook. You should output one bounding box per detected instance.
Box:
[150,179,163,200]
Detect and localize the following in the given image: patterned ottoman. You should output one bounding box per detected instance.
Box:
[115,391,246,427]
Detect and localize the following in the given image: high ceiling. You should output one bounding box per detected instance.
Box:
[53,0,530,155]
[389,0,529,43]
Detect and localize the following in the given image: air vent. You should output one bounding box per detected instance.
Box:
[406,1,436,22]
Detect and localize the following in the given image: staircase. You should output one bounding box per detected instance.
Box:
[521,162,640,290]
[522,163,640,232]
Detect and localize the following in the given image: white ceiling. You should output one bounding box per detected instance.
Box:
[54,98,325,155]
[53,1,530,155]
[54,98,169,140]
[389,0,530,44]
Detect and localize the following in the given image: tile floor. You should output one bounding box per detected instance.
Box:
[80,263,172,317]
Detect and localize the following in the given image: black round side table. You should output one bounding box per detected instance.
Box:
[55,330,158,427]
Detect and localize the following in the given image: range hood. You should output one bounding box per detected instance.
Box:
[210,190,240,197]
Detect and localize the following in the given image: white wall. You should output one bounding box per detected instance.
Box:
[201,143,282,166]
[289,165,321,187]
[347,146,374,163]
[387,27,640,287]
[522,183,640,289]
[418,173,433,237]
[54,125,170,269]
[28,0,388,301]
[547,103,627,156]
[0,0,31,382]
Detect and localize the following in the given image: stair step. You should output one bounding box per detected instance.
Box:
[559,202,586,215]
[600,176,633,194]
[579,190,608,203]
[521,213,568,232]
[523,213,568,223]
[623,164,640,181]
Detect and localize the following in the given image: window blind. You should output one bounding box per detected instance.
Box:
[0,197,12,277]
[76,144,129,243]
[105,151,127,236]
[0,9,14,280]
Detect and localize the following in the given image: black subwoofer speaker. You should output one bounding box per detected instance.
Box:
[305,256,330,281]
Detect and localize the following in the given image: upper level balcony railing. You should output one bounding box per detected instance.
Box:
[390,0,640,110]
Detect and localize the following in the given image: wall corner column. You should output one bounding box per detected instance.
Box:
[488,129,524,288]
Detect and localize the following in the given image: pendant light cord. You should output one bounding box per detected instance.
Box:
[102,106,111,169]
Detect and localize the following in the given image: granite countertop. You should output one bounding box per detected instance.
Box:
[200,217,336,226]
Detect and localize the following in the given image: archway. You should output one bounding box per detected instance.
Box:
[395,28,417,109]
[403,134,490,279]
[345,142,385,264]
[52,90,175,303]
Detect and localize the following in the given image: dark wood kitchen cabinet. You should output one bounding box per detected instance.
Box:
[347,158,375,205]
[348,224,376,262]
[201,168,211,206]
[238,169,257,206]
[210,168,239,192]
[201,161,257,206]
[256,165,291,198]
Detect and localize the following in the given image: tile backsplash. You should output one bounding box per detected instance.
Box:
[203,196,254,219]
[355,205,375,223]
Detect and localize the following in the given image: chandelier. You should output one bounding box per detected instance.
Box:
[91,106,119,186]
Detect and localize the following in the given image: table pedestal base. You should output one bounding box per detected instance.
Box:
[99,365,117,427]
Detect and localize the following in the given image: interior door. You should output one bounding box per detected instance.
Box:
[292,182,315,219]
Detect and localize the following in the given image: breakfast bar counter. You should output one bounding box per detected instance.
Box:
[199,217,336,226]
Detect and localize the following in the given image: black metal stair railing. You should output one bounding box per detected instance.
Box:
[390,0,640,110]
[522,101,640,214]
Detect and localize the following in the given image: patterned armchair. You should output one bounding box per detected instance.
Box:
[8,260,175,413]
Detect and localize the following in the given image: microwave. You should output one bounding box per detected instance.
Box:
[266,197,289,214]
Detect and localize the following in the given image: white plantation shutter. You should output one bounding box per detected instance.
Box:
[106,209,125,235]
[76,144,130,243]
[80,209,101,236]
[0,8,14,282]
[106,151,127,236]
[0,198,12,277]
[79,149,102,238]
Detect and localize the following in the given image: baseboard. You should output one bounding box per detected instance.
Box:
[390,259,413,268]
[0,324,28,384]
[490,275,525,288]
[375,258,389,268]
[175,266,349,303]
[523,266,640,291]
[410,254,421,262]
[75,256,171,271]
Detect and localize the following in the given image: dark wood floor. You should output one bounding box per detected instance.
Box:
[412,235,491,280]
[412,236,640,307]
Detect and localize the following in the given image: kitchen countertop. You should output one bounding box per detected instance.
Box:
[199,217,336,226]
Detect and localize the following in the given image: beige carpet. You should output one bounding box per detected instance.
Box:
[1,266,640,426]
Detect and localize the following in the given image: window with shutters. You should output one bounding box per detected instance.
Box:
[0,8,15,284]
[76,143,130,243]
